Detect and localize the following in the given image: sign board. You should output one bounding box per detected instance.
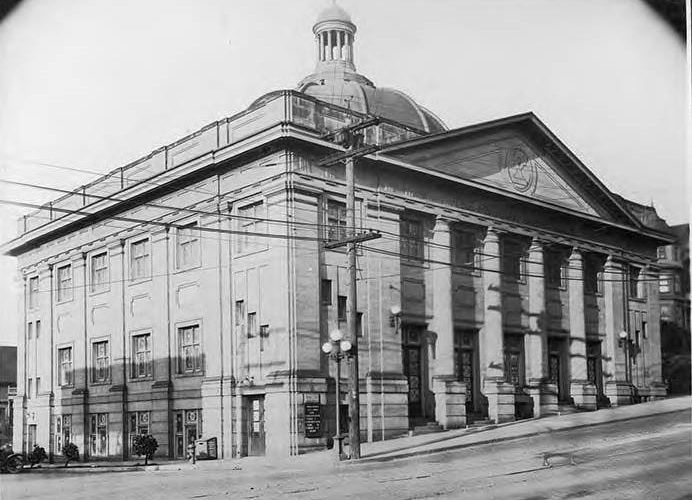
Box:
[304,402,322,438]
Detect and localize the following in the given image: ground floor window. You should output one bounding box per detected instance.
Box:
[28,424,37,450]
[89,413,108,457]
[128,411,151,456]
[503,334,525,387]
[174,409,202,459]
[55,415,71,454]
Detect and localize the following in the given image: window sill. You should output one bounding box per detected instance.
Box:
[90,380,111,387]
[129,276,152,286]
[174,262,202,274]
[234,247,269,259]
[129,376,154,382]
[55,298,74,306]
[175,372,204,378]
[88,287,110,298]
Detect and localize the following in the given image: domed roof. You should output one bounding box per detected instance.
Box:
[315,2,352,25]
[297,3,447,134]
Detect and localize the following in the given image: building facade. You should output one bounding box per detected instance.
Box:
[657,223,690,394]
[3,6,673,460]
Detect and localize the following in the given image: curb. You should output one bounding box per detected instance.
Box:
[348,407,690,465]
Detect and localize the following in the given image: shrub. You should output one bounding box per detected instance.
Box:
[28,445,48,468]
[62,442,79,467]
[132,434,158,465]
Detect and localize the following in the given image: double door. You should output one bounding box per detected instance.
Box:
[402,326,429,421]
[455,330,481,417]
[174,409,202,459]
[548,337,569,402]
[245,396,265,456]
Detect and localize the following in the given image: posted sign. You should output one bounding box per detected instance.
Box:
[304,402,322,438]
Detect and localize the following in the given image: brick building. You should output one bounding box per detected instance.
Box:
[2,5,673,460]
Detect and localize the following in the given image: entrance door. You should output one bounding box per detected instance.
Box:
[246,396,265,456]
[548,338,569,401]
[402,326,426,421]
[455,330,480,417]
[174,409,202,459]
[586,340,604,403]
[27,424,37,451]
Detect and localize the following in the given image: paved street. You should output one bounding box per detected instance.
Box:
[2,409,691,500]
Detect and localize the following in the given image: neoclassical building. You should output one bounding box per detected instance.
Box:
[3,5,672,460]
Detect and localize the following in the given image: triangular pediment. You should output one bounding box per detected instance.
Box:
[381,115,639,226]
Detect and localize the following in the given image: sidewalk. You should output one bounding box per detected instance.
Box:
[25,396,690,474]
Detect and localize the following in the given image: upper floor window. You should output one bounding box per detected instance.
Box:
[452,230,478,273]
[401,218,424,261]
[327,200,348,243]
[657,247,667,260]
[337,295,347,325]
[501,238,526,282]
[28,276,39,309]
[35,320,41,339]
[628,266,641,298]
[92,340,110,383]
[27,322,33,340]
[177,222,200,269]
[237,202,265,254]
[90,252,109,292]
[131,333,152,379]
[178,325,202,374]
[659,274,672,294]
[321,279,332,305]
[58,346,73,386]
[584,254,604,294]
[545,250,565,288]
[130,239,150,280]
[57,264,73,302]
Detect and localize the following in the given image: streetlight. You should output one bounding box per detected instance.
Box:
[389,304,402,334]
[322,328,353,460]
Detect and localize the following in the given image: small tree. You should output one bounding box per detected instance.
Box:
[28,445,48,468]
[62,442,79,468]
[132,434,158,465]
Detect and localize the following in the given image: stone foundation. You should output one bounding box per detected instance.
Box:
[431,376,466,429]
[527,381,558,417]
[605,380,632,406]
[570,381,597,410]
[484,379,515,424]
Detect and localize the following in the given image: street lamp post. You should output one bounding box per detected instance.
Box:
[322,329,353,460]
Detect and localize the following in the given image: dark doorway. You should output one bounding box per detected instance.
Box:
[246,396,266,456]
[402,325,428,422]
[455,329,481,418]
[587,340,605,403]
[548,337,569,402]
[174,409,202,459]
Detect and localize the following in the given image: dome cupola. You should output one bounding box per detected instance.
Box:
[297,2,447,134]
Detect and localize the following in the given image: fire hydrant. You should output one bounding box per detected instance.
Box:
[187,442,196,464]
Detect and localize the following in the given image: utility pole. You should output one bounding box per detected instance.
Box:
[318,116,380,459]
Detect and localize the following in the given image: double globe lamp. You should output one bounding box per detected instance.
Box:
[321,329,352,459]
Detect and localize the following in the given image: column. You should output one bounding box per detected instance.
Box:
[603,256,631,405]
[328,30,334,60]
[480,228,514,423]
[568,249,597,409]
[429,217,465,429]
[525,239,556,416]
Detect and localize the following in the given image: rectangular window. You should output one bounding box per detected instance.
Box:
[235,300,245,332]
[36,320,41,339]
[131,333,152,379]
[337,295,347,324]
[545,250,564,288]
[28,276,39,309]
[401,218,424,261]
[246,312,257,338]
[58,347,73,386]
[35,377,41,397]
[357,312,363,337]
[178,325,202,374]
[90,413,108,457]
[92,340,110,383]
[130,239,150,280]
[659,275,672,294]
[27,378,32,399]
[55,415,71,454]
[674,275,682,294]
[657,247,666,260]
[629,266,640,298]
[57,265,73,302]
[327,200,348,243]
[584,254,603,294]
[503,334,525,386]
[237,202,265,253]
[128,411,150,455]
[90,252,109,292]
[27,322,33,340]
[177,222,200,269]
[321,279,332,305]
[452,230,478,273]
[502,239,525,282]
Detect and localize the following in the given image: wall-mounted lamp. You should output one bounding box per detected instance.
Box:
[389,304,402,333]
[618,330,628,348]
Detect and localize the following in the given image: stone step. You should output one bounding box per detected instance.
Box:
[411,422,444,436]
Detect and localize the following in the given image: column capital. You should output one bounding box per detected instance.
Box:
[433,216,453,232]
[568,248,583,265]
[604,255,624,270]
[528,238,547,253]
[483,227,501,244]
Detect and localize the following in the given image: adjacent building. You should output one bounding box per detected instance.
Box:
[2,5,674,460]
[0,345,17,446]
[657,223,690,394]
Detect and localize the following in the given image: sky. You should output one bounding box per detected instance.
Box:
[0,0,687,345]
